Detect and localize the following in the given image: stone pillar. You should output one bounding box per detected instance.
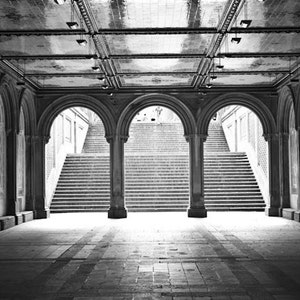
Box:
[264,133,281,216]
[34,135,50,219]
[278,132,290,213]
[25,135,35,211]
[297,127,300,211]
[107,135,127,218]
[6,129,18,215]
[186,134,207,218]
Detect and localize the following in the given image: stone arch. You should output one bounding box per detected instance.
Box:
[198,93,276,137]
[117,93,196,138]
[37,94,115,140]
[277,86,296,133]
[0,75,18,132]
[19,89,37,136]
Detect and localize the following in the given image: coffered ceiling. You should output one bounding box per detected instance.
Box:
[0,0,299,92]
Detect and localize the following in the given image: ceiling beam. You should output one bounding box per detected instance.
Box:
[1,27,299,36]
[24,70,289,77]
[2,53,299,61]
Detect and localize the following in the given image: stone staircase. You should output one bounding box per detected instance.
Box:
[50,119,266,213]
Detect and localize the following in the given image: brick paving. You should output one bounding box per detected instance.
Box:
[0,212,300,299]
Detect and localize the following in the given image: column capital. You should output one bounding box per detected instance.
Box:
[185,133,207,143]
[263,132,279,142]
[31,135,50,144]
[106,135,129,143]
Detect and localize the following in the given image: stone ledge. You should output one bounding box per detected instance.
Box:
[22,211,34,222]
[282,208,295,220]
[293,211,300,222]
[0,216,15,231]
[188,208,207,218]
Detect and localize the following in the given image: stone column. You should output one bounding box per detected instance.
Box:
[278,132,290,213]
[34,135,50,219]
[25,135,35,211]
[107,135,127,218]
[6,128,18,215]
[186,134,207,218]
[264,133,281,216]
[297,127,300,211]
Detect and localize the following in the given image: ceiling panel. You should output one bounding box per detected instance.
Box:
[90,0,228,29]
[0,0,72,30]
[114,58,201,73]
[104,34,213,55]
[120,74,194,86]
[224,33,300,53]
[28,75,104,88]
[211,74,279,86]
[236,0,300,28]
[0,35,90,56]
[10,59,104,74]
[216,57,295,72]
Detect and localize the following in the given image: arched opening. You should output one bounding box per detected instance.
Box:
[16,108,26,212]
[45,107,110,213]
[288,106,299,210]
[124,105,189,211]
[204,105,269,211]
[0,95,7,216]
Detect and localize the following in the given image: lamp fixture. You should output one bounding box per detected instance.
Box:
[76,39,87,46]
[97,76,105,81]
[67,21,78,29]
[206,83,212,89]
[231,36,241,44]
[66,0,78,29]
[54,0,66,4]
[102,84,109,89]
[240,19,252,28]
[216,57,224,69]
[211,75,217,80]
[92,66,100,71]
[107,92,113,96]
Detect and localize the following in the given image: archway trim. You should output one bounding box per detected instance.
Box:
[37,94,115,139]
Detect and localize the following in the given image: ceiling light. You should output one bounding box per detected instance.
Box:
[98,77,105,81]
[16,81,25,86]
[102,84,109,89]
[211,75,217,80]
[231,37,241,44]
[76,39,87,46]
[107,92,113,96]
[92,66,100,71]
[216,64,224,69]
[206,83,212,89]
[240,20,252,28]
[54,0,66,4]
[66,21,78,29]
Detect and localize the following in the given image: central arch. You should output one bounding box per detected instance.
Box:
[117,93,196,138]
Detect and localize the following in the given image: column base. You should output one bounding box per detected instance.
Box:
[35,208,50,219]
[188,208,207,218]
[108,207,127,219]
[265,207,280,217]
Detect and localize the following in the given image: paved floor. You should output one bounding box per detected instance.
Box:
[0,212,300,300]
